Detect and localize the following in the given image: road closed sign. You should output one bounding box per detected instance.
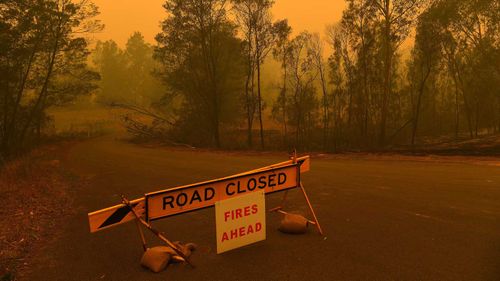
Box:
[215,191,266,254]
[145,163,299,221]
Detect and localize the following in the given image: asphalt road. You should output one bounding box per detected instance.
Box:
[25,137,500,281]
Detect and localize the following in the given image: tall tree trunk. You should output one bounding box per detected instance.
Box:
[411,65,431,147]
[379,3,392,148]
[282,53,287,145]
[461,89,474,138]
[497,97,500,133]
[474,98,479,138]
[347,88,353,126]
[361,37,370,146]
[245,25,254,148]
[213,95,221,148]
[245,52,254,148]
[319,64,328,150]
[454,83,460,140]
[257,55,264,149]
[245,71,253,147]
[19,36,60,147]
[3,42,39,156]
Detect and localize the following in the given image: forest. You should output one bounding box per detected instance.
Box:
[1,0,499,160]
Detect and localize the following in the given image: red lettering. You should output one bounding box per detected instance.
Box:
[222,222,263,243]
[236,209,242,219]
[251,204,258,214]
[244,206,250,216]
[221,232,229,242]
[224,211,231,222]
[256,222,262,232]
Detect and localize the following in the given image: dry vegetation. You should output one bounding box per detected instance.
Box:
[0,144,76,281]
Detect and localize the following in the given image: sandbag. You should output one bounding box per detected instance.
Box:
[140,247,172,273]
[278,213,309,234]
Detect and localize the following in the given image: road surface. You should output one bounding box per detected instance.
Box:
[25,137,500,280]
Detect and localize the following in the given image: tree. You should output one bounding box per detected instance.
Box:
[370,0,425,146]
[326,24,346,151]
[231,0,258,147]
[271,19,292,145]
[155,0,245,148]
[125,32,163,105]
[326,22,359,147]
[93,33,164,105]
[307,33,329,149]
[0,0,101,160]
[426,0,500,138]
[252,0,275,149]
[408,8,442,146]
[232,0,276,149]
[92,40,128,102]
[446,0,500,137]
[285,32,318,149]
[341,0,377,145]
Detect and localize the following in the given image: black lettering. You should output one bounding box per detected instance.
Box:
[278,173,287,185]
[269,174,276,187]
[190,190,202,204]
[162,196,174,210]
[258,176,267,189]
[205,187,215,200]
[237,181,247,194]
[226,183,235,196]
[247,178,257,191]
[176,193,188,206]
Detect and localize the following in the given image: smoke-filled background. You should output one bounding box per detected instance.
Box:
[1,0,499,160]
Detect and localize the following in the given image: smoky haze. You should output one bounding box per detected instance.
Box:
[91,0,346,46]
[1,0,499,159]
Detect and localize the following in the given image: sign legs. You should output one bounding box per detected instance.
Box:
[298,182,323,235]
[134,217,147,252]
[269,181,324,235]
[121,195,195,267]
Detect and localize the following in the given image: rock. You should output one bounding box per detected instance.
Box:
[140,247,172,273]
[278,213,309,234]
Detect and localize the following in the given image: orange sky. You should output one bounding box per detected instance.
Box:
[90,0,346,46]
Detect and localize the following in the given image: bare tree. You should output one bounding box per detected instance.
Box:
[271,19,292,145]
[307,33,329,149]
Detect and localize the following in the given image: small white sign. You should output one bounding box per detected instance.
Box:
[215,191,266,254]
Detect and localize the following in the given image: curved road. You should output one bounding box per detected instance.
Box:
[26,137,500,280]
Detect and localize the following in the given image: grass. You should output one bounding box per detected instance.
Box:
[48,103,123,138]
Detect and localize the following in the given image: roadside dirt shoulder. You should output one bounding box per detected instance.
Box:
[0,142,80,281]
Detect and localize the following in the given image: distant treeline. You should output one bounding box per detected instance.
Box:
[143,0,500,150]
[1,1,499,159]
[92,32,164,106]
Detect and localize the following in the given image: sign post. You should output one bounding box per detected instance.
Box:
[87,155,323,266]
[215,191,266,254]
[121,196,195,267]
[269,151,324,235]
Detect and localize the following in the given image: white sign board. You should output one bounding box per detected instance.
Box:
[215,191,266,254]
